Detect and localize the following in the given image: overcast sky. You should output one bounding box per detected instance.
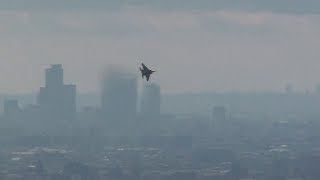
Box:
[0,0,320,93]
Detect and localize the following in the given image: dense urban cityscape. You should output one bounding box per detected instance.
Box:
[0,64,319,180]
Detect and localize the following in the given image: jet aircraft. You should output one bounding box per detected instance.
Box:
[139,63,155,81]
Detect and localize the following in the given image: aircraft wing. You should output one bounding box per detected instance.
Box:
[141,63,149,71]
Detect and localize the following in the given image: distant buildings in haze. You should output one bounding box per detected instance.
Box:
[1,64,164,134]
[101,69,138,122]
[37,64,76,121]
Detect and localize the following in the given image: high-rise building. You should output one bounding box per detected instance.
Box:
[140,83,161,119]
[45,64,63,88]
[37,64,76,121]
[101,69,137,122]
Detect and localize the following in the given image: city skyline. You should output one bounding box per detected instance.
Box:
[0,1,320,180]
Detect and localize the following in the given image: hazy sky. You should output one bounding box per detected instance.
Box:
[1,0,320,93]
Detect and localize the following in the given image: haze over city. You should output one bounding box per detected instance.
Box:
[1,1,320,180]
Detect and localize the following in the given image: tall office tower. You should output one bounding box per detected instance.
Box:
[140,83,161,119]
[101,68,138,122]
[45,64,63,88]
[212,106,227,130]
[37,64,76,121]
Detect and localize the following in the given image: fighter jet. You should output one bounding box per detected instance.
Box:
[139,63,155,81]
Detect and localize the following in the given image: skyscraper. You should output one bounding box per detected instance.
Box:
[45,64,63,88]
[37,64,76,121]
[101,68,137,122]
[140,83,161,119]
